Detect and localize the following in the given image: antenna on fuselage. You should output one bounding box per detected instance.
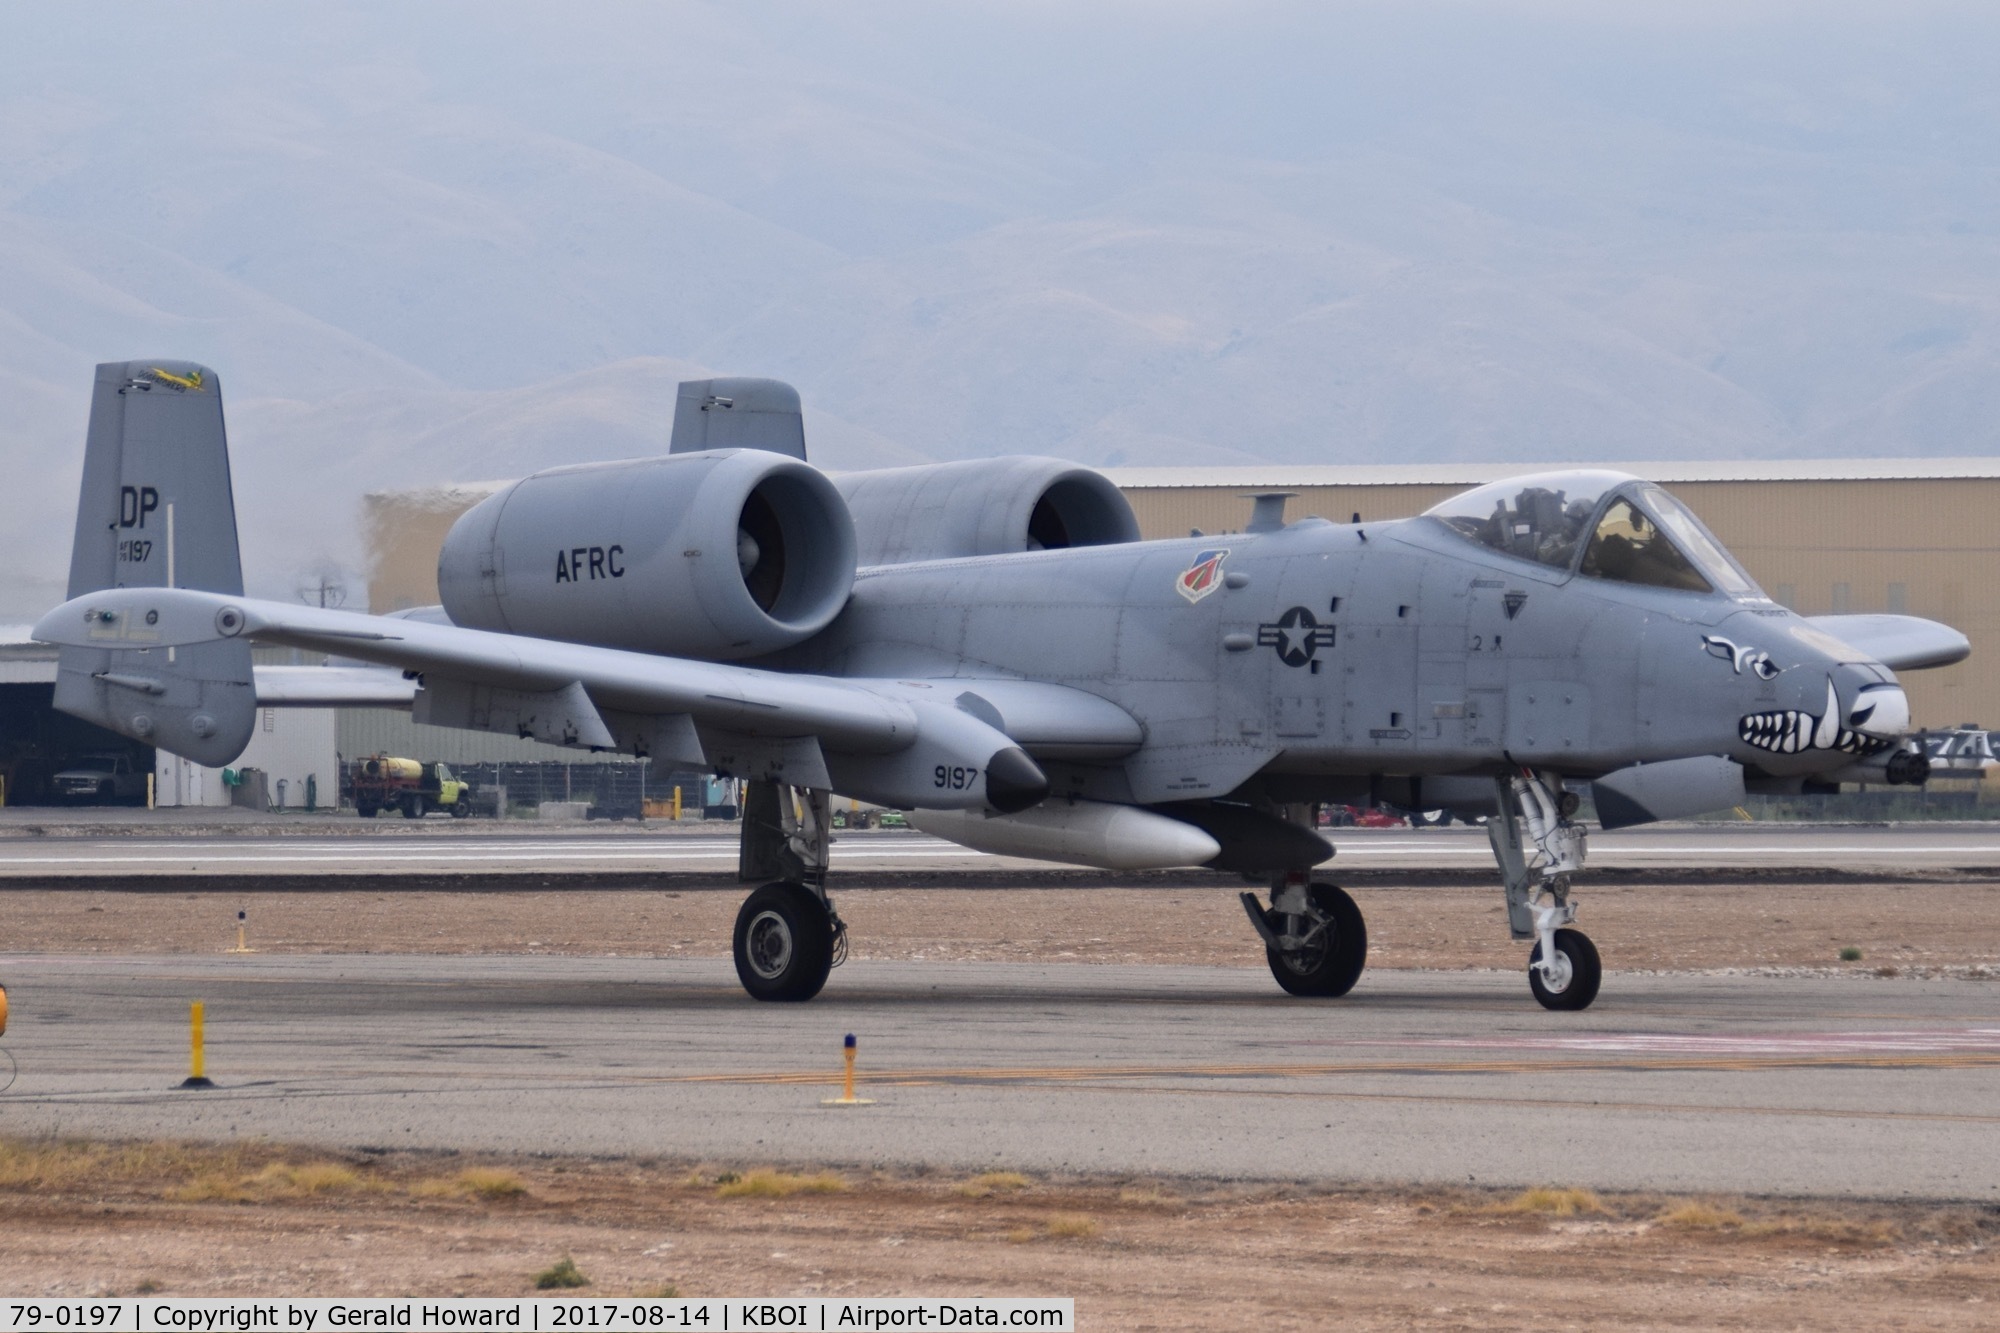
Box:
[1243,492,1297,534]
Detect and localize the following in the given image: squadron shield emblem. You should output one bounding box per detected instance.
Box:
[1176,549,1229,604]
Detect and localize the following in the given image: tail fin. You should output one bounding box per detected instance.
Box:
[668,377,807,459]
[52,361,256,766]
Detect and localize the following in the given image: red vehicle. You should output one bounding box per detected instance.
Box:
[1321,804,1407,829]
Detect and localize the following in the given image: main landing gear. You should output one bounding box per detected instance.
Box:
[1241,872,1368,997]
[1489,770,1602,1011]
[731,780,847,1002]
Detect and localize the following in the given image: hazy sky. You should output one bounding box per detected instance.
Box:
[2,1,1996,613]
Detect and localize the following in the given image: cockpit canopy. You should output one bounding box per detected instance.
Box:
[1424,470,1758,596]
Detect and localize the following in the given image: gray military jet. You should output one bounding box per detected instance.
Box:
[35,362,1971,1010]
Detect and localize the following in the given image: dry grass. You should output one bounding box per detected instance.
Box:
[171,1174,253,1204]
[1044,1213,1100,1239]
[0,1138,254,1190]
[414,1167,527,1200]
[170,1159,370,1202]
[1743,1214,1901,1245]
[0,1134,1991,1320]
[716,1168,847,1199]
[1652,1200,1900,1245]
[252,1162,365,1195]
[955,1171,1030,1198]
[1656,1200,1745,1230]
[1486,1187,1608,1218]
[459,1168,527,1199]
[533,1257,588,1290]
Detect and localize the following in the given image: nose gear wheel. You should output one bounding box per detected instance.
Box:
[1528,927,1601,1011]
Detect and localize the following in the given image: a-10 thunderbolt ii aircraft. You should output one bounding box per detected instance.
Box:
[35,361,1972,1010]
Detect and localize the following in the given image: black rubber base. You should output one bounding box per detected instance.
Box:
[177,1076,215,1089]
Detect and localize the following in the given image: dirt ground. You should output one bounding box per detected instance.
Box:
[0,1138,1996,1329]
[3,879,2000,974]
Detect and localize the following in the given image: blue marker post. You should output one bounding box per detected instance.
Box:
[821,1032,875,1107]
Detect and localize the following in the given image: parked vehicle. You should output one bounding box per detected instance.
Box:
[1321,804,1407,829]
[51,752,147,804]
[350,755,471,818]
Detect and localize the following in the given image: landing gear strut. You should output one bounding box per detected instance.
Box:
[731,780,847,1002]
[1242,872,1368,997]
[1489,770,1601,1010]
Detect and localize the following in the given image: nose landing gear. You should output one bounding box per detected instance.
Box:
[1528,925,1601,1011]
[1490,770,1602,1011]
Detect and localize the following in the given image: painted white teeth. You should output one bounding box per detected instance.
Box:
[1739,707,1885,755]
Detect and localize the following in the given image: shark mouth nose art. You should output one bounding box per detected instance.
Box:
[1739,680,1889,755]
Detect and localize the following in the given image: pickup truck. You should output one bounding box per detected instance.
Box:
[51,752,148,804]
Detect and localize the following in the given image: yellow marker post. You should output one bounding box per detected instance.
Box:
[821,1033,875,1107]
[226,909,253,954]
[672,786,682,821]
[179,1001,213,1089]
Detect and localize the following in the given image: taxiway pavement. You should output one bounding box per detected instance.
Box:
[3,823,2000,880]
[2,954,1996,1199]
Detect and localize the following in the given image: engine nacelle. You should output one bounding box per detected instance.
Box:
[835,457,1140,566]
[438,450,856,660]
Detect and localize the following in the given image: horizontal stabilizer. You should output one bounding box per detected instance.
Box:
[1807,614,1970,672]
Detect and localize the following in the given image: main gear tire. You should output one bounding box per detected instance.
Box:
[733,881,835,1002]
[1265,882,1368,998]
[1529,928,1602,1011]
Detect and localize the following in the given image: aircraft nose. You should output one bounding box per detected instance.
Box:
[1847,680,1911,739]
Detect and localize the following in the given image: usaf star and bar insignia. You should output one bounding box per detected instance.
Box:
[1173,552,1334,668]
[1258,605,1336,668]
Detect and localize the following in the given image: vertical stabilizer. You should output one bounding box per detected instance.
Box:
[53,361,256,766]
[668,377,807,459]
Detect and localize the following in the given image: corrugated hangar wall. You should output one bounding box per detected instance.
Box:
[362,466,1997,736]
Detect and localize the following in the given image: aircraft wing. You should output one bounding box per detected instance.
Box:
[1806,614,1971,672]
[35,588,1141,797]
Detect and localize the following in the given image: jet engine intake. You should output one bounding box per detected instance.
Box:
[835,457,1140,566]
[438,450,856,660]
